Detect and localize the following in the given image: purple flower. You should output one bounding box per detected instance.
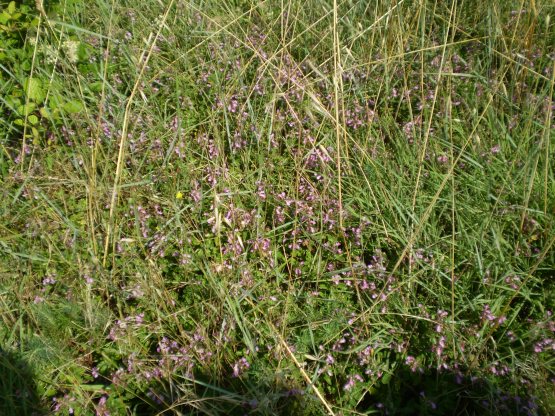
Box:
[343,374,363,391]
[232,357,250,377]
[437,154,449,164]
[43,276,56,286]
[343,377,356,391]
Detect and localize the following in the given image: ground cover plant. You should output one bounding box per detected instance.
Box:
[0,0,554,414]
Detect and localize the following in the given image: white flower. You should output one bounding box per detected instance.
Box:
[42,44,58,64]
[63,40,80,63]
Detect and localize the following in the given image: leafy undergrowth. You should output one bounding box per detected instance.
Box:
[0,0,554,415]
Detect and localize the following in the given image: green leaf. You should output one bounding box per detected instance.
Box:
[89,81,103,93]
[16,102,36,116]
[5,95,21,109]
[381,372,392,385]
[23,77,45,103]
[0,11,10,24]
[8,2,16,15]
[28,114,38,125]
[62,100,83,114]
[49,94,62,109]
[39,106,51,118]
[79,384,105,392]
[44,386,57,397]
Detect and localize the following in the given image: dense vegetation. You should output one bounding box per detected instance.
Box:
[1,0,554,414]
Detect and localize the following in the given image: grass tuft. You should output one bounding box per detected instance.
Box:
[0,0,554,414]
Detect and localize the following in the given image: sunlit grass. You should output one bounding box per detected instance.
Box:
[0,0,554,414]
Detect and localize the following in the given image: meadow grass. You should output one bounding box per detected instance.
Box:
[0,0,554,414]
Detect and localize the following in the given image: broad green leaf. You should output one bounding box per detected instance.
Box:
[16,102,35,116]
[8,2,16,14]
[39,106,51,118]
[381,372,392,385]
[23,77,45,103]
[63,100,83,114]
[89,81,103,93]
[48,94,62,109]
[0,11,10,24]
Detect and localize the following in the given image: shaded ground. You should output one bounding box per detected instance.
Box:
[0,348,47,416]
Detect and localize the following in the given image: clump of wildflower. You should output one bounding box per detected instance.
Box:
[62,40,80,63]
[533,338,555,353]
[481,304,506,326]
[83,273,94,285]
[433,336,446,358]
[489,361,510,376]
[251,237,271,256]
[52,395,77,414]
[405,355,422,373]
[436,154,449,164]
[190,186,202,204]
[232,357,250,377]
[42,44,58,64]
[107,314,145,341]
[255,181,266,200]
[95,395,110,416]
[343,374,364,391]
[43,275,56,286]
[504,275,521,290]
